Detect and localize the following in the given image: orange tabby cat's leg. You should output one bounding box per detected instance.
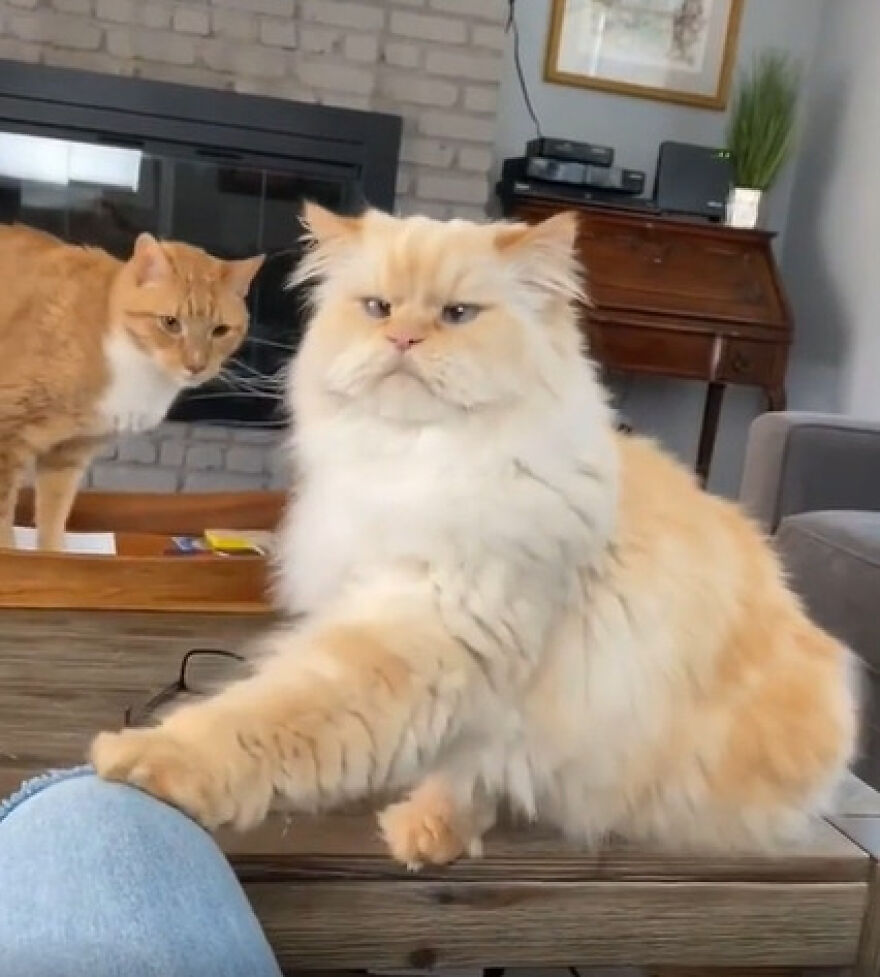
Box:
[35,439,97,551]
[378,773,497,869]
[0,442,28,550]
[91,613,488,831]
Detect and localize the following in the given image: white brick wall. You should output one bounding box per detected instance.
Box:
[85,423,290,492]
[0,0,507,491]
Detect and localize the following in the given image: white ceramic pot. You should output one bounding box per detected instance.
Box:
[726,186,764,229]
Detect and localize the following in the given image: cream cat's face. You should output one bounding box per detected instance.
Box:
[111,234,264,387]
[293,205,584,423]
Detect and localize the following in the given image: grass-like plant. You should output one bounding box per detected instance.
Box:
[726,52,800,191]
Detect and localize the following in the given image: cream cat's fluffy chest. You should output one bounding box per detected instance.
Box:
[97,328,182,435]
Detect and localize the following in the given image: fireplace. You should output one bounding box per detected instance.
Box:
[0,59,401,428]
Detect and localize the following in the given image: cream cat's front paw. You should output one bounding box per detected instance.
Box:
[91,727,247,830]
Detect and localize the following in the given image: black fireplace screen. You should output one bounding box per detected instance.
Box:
[0,60,401,427]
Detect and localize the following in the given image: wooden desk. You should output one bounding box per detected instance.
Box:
[502,196,794,484]
[2,610,880,974]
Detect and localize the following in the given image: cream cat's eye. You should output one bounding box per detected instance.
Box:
[160,315,181,335]
[361,297,391,319]
[441,303,481,326]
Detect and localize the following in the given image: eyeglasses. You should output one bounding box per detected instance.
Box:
[123,648,246,728]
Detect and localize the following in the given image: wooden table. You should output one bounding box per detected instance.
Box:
[3,609,880,974]
[500,195,793,485]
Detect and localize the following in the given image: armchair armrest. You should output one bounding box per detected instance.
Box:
[740,412,880,532]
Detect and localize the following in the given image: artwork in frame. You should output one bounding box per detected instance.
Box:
[544,0,745,110]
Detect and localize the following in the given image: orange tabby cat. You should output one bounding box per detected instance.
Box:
[0,225,263,550]
[92,205,856,861]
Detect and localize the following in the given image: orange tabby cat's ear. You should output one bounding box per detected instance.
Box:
[131,232,172,287]
[494,212,585,304]
[222,255,265,298]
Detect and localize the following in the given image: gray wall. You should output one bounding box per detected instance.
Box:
[782,0,880,420]
[494,0,828,496]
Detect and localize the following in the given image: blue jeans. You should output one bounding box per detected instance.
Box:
[0,768,282,977]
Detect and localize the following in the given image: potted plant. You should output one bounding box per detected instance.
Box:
[725,51,800,229]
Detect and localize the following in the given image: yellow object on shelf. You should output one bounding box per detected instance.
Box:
[203,529,273,556]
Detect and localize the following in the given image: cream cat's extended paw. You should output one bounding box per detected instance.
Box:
[378,794,484,870]
[91,727,240,831]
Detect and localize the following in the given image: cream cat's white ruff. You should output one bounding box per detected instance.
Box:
[98,328,183,435]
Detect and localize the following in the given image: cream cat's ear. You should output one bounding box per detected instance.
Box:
[299,201,362,247]
[131,232,172,287]
[222,254,265,298]
[494,212,585,304]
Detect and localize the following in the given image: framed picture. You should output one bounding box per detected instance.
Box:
[544,0,745,110]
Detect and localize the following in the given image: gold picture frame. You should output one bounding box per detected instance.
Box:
[544,0,745,110]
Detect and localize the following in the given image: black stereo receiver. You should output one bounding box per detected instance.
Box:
[502,156,645,196]
[525,137,614,168]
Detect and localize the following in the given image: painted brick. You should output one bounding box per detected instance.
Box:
[463,83,497,113]
[298,60,374,95]
[419,110,493,143]
[185,443,225,470]
[300,0,384,32]
[129,27,196,64]
[381,39,420,68]
[400,136,455,168]
[396,199,450,219]
[231,427,281,444]
[6,14,43,41]
[159,440,186,467]
[43,48,134,73]
[417,172,488,204]
[52,0,93,14]
[184,471,266,491]
[117,435,158,465]
[95,0,135,23]
[91,463,179,492]
[173,6,210,35]
[471,23,506,51]
[211,8,258,41]
[5,0,40,7]
[395,166,413,196]
[299,26,341,54]
[389,10,466,44]
[429,0,506,22]
[95,440,119,461]
[212,0,295,17]
[46,14,103,49]
[343,33,379,63]
[189,425,231,441]
[319,92,371,111]
[458,145,492,172]
[139,2,171,29]
[449,203,489,220]
[260,17,298,48]
[105,27,134,58]
[0,38,40,62]
[425,48,503,82]
[159,422,190,439]
[202,40,287,77]
[226,445,265,474]
[380,73,458,107]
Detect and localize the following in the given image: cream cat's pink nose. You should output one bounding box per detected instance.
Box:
[386,334,424,352]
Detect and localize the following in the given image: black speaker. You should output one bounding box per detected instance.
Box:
[654,142,733,221]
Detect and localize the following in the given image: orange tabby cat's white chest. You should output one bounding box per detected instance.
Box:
[97,330,183,434]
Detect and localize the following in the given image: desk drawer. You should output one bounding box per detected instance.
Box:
[587,322,716,381]
[716,338,779,387]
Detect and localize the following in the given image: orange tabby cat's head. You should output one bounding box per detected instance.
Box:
[110,234,264,386]
[292,203,585,423]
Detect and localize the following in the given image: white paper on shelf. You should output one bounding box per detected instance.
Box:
[13,526,117,555]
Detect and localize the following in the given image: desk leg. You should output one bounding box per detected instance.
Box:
[696,382,725,487]
[767,386,787,412]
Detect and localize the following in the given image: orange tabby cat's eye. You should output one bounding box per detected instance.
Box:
[160,315,181,335]
[212,324,231,338]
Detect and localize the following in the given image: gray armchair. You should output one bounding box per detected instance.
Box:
[740,412,880,787]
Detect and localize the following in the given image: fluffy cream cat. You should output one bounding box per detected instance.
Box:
[92,204,856,862]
